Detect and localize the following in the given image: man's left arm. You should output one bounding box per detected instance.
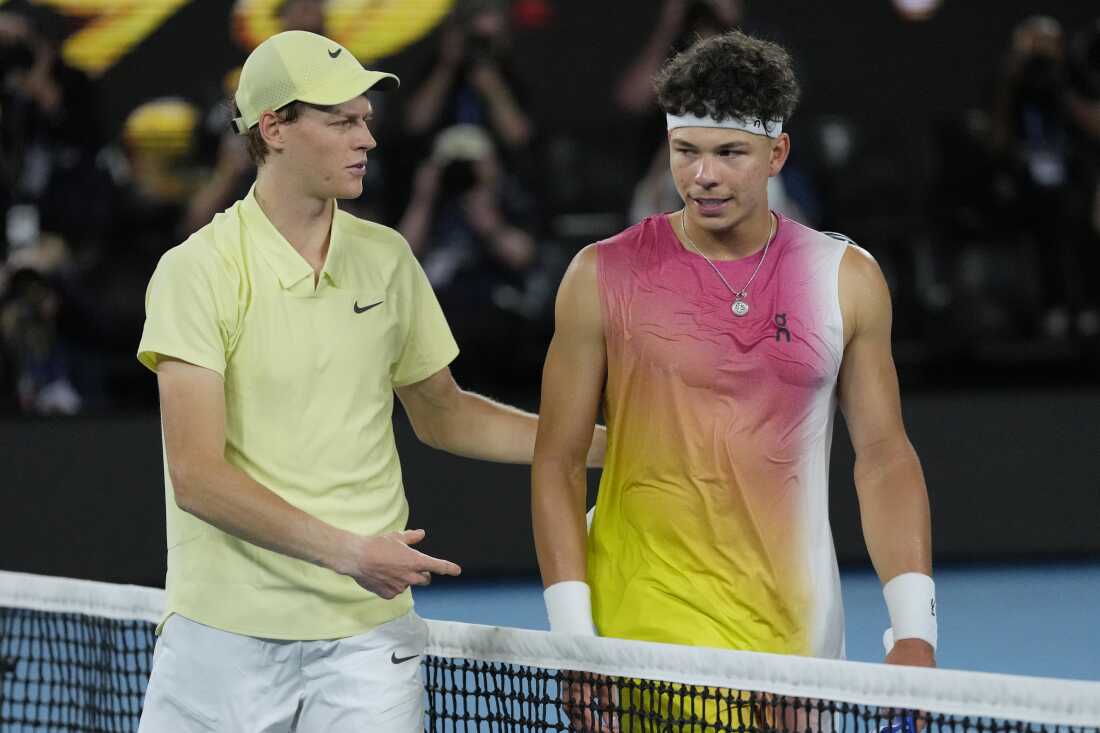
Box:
[837,245,935,668]
[395,367,606,467]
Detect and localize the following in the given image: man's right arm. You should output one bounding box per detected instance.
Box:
[531,244,606,632]
[157,357,460,599]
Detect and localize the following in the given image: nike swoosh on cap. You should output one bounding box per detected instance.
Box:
[328,48,342,58]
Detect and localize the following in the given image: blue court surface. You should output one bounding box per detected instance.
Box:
[414,563,1100,681]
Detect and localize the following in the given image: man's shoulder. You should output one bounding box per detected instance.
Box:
[837,239,884,287]
[802,224,875,277]
[833,231,889,335]
[335,209,411,260]
[156,207,244,284]
[588,215,670,281]
[599,214,665,251]
[781,216,854,253]
[563,220,644,304]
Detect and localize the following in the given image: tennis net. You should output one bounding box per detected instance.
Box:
[2,570,1098,732]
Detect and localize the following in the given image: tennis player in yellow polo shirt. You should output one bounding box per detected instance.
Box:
[135,30,602,732]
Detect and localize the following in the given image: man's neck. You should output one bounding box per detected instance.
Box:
[254,170,334,269]
[678,209,776,261]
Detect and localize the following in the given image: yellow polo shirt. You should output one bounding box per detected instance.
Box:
[137,188,458,640]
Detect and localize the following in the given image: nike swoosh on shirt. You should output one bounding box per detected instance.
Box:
[391,652,419,664]
[354,300,383,314]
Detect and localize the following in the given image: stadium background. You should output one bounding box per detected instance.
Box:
[2,0,1097,681]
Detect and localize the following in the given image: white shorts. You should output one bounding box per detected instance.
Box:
[137,611,427,732]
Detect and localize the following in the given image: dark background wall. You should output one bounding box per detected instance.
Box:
[4,390,1097,587]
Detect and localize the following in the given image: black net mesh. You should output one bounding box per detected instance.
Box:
[1,574,1098,733]
[423,656,1100,733]
[0,607,156,732]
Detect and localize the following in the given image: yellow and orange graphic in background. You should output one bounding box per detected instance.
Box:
[233,0,453,60]
[0,0,453,76]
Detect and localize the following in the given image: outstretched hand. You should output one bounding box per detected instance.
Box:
[348,529,461,599]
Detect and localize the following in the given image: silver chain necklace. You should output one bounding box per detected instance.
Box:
[680,210,774,317]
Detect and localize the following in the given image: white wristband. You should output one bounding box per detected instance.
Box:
[882,572,937,652]
[544,581,597,636]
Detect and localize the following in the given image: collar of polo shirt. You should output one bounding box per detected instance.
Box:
[241,185,346,291]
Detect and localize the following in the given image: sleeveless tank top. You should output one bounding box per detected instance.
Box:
[589,212,848,658]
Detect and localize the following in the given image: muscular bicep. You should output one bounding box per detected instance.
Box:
[157,357,227,488]
[837,247,908,455]
[535,245,607,463]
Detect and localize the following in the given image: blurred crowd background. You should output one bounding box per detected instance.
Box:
[2,0,1099,416]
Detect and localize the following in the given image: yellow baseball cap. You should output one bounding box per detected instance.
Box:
[232,31,399,135]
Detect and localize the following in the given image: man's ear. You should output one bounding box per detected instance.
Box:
[258,110,286,153]
[769,132,791,176]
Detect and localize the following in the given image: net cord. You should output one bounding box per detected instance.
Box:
[0,570,163,625]
[423,626,1100,727]
[3,570,1097,728]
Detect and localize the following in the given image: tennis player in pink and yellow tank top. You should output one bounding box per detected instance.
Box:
[590,209,848,656]
[533,29,938,695]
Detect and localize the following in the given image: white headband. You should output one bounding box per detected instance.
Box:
[666,113,783,138]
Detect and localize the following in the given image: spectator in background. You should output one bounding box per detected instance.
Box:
[401,124,536,279]
[0,226,81,414]
[616,0,744,118]
[1068,19,1100,154]
[103,99,202,280]
[0,4,106,260]
[405,1,533,164]
[1065,18,1100,337]
[0,264,81,415]
[182,72,255,236]
[399,124,546,388]
[992,15,1099,339]
[77,98,204,408]
[0,3,114,412]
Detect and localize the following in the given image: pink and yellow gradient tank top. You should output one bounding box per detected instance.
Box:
[589,212,848,658]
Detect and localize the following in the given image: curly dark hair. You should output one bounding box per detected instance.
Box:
[654,30,800,127]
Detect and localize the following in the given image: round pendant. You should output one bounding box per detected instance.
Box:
[731,300,750,317]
